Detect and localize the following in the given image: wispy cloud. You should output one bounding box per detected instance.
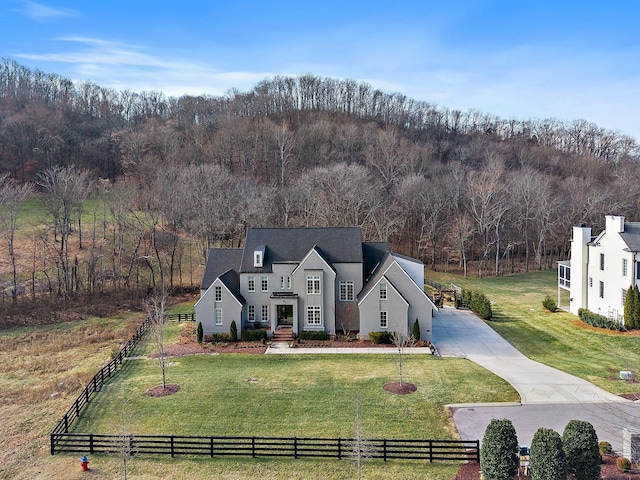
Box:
[14,37,273,96]
[18,1,79,20]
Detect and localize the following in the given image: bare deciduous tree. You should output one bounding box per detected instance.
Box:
[0,174,33,300]
[148,290,169,389]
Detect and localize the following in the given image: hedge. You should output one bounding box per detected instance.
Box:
[298,330,329,341]
[368,331,392,344]
[241,329,268,342]
[578,308,625,331]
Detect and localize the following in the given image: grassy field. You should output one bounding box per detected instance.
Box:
[426,269,640,394]
[0,314,518,480]
[0,311,144,480]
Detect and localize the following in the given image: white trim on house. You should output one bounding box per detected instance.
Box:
[357,272,409,307]
[193,276,243,310]
[291,246,335,276]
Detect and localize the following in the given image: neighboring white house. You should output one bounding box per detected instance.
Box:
[558,215,640,322]
[195,227,437,341]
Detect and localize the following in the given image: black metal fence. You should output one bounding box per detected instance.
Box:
[50,433,479,462]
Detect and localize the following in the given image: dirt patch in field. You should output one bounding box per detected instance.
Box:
[383,381,417,395]
[146,384,180,397]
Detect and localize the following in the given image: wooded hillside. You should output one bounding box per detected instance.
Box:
[0,58,638,300]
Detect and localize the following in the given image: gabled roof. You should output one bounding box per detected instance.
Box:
[201,248,243,290]
[357,251,437,310]
[357,251,394,302]
[218,269,245,305]
[620,222,640,252]
[240,227,363,272]
[291,245,336,276]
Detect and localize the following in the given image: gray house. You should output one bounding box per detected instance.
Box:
[194,227,437,341]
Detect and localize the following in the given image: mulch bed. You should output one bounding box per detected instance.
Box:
[383,381,417,395]
[455,456,639,480]
[146,384,180,397]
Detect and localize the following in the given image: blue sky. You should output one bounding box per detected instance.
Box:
[3,0,640,140]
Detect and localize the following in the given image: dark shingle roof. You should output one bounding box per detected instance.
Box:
[620,222,640,252]
[200,248,243,290]
[218,269,245,304]
[362,241,389,279]
[240,227,363,272]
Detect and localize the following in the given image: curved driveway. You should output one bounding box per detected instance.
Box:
[432,307,626,404]
[432,307,639,451]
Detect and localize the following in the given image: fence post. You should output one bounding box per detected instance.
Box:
[474,440,480,462]
[294,436,298,459]
[429,439,433,463]
[210,436,214,458]
[337,438,341,459]
[50,434,55,455]
[383,439,387,462]
[252,436,256,458]
[90,434,94,454]
[129,435,134,457]
[170,435,174,457]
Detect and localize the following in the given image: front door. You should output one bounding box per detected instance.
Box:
[277,305,294,326]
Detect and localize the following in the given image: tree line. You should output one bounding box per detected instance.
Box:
[1,59,639,300]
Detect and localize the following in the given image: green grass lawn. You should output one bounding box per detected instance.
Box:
[426,269,640,394]
[64,324,518,479]
[73,346,518,438]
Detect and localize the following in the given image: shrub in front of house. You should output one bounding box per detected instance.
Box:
[229,320,238,342]
[599,441,612,455]
[208,332,230,342]
[412,318,420,339]
[529,428,567,480]
[368,331,392,344]
[617,457,631,472]
[298,330,329,341]
[241,329,267,342]
[578,308,625,331]
[562,420,600,480]
[196,322,203,344]
[480,418,519,480]
[542,295,558,312]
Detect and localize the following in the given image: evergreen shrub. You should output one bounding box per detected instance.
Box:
[241,329,267,342]
[412,319,421,339]
[480,418,519,480]
[196,322,203,344]
[368,331,392,344]
[298,330,329,340]
[530,428,566,480]
[578,308,625,331]
[562,420,600,480]
[542,295,558,312]
[229,320,238,342]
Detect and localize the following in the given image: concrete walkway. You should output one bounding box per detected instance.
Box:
[265,342,434,354]
[432,307,639,451]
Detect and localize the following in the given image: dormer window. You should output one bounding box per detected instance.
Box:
[254,245,265,268]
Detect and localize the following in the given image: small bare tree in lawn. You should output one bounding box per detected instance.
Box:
[350,394,374,480]
[391,328,415,387]
[148,289,169,389]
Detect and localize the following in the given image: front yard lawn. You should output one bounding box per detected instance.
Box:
[73,348,518,439]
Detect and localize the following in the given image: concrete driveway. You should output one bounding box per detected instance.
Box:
[432,307,626,404]
[432,307,639,451]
